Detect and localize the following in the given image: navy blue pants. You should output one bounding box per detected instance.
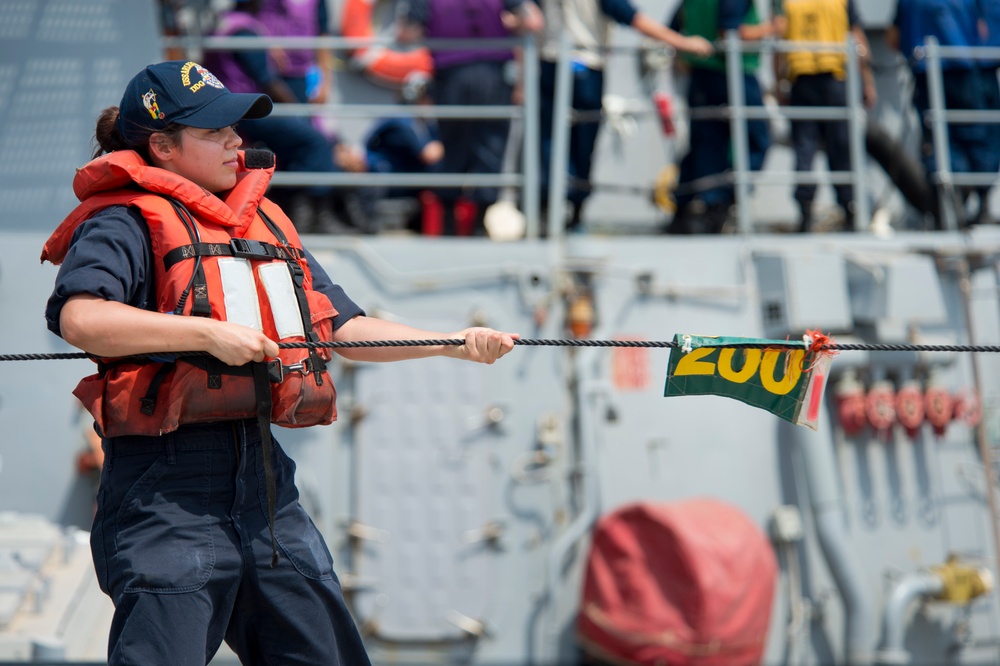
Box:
[676,67,770,210]
[92,419,370,666]
[538,60,605,210]
[977,66,1000,217]
[434,60,512,208]
[912,68,994,177]
[790,73,852,214]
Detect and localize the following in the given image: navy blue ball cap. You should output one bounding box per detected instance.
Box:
[117,60,272,147]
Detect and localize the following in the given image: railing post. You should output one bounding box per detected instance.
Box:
[548,30,574,241]
[724,30,752,234]
[521,33,541,240]
[925,36,958,231]
[845,34,869,231]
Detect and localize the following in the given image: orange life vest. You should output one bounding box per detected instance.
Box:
[341,0,434,86]
[42,150,338,437]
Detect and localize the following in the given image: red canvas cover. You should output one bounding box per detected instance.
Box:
[577,498,777,665]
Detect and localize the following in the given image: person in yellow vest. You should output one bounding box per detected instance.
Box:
[774,0,876,232]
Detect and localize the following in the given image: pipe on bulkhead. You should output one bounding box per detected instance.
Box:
[874,573,944,665]
[784,415,877,664]
[538,347,606,664]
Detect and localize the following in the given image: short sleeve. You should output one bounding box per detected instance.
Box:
[45,206,151,338]
[599,0,638,26]
[718,0,750,32]
[302,247,365,330]
[846,0,861,27]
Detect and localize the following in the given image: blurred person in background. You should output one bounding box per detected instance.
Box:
[363,74,446,233]
[205,0,372,234]
[773,0,877,232]
[258,0,334,104]
[974,0,1000,224]
[398,0,543,235]
[534,0,713,233]
[666,0,775,234]
[888,0,990,229]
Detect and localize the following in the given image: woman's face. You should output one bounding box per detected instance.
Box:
[153,125,243,193]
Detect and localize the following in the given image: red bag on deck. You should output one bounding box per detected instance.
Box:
[577,498,777,666]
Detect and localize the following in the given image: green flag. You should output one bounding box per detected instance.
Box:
[664,334,832,430]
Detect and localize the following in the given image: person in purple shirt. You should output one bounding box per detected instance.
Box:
[399,0,543,235]
[204,0,371,234]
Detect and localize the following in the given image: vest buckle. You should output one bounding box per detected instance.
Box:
[267,359,311,383]
[230,238,272,259]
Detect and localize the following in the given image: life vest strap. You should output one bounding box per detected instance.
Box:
[251,360,280,567]
[162,240,304,271]
[140,363,176,416]
[256,207,327,387]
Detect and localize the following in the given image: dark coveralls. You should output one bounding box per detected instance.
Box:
[45,207,370,666]
[669,0,771,233]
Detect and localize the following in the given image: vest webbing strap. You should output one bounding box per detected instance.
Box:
[257,208,326,387]
[251,361,280,568]
[162,240,304,271]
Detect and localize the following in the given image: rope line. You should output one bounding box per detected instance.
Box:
[6,338,1000,363]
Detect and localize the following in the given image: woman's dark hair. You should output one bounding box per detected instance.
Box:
[92,106,184,161]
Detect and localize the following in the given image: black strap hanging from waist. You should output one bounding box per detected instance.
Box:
[251,361,280,568]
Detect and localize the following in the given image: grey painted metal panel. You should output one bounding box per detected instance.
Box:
[0,0,160,232]
[5,232,1000,664]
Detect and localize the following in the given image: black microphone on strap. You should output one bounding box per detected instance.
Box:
[244,149,276,169]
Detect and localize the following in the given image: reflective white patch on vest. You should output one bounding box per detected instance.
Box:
[258,262,305,340]
[218,258,263,331]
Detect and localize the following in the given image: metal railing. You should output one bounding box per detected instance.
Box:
[920,37,1000,231]
[682,32,870,234]
[163,27,1000,237]
[162,32,543,236]
[699,33,1000,234]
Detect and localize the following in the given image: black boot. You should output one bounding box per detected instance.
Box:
[797,200,813,233]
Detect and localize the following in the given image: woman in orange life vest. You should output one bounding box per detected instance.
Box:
[41,60,517,666]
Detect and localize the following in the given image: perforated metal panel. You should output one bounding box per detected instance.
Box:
[0,0,160,231]
[351,330,502,642]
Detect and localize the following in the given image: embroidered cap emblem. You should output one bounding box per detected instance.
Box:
[142,89,165,121]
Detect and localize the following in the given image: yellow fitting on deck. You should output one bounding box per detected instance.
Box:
[931,554,995,604]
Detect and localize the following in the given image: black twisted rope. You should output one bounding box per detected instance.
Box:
[5,338,1000,362]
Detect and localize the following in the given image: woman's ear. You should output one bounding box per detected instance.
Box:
[148,133,175,162]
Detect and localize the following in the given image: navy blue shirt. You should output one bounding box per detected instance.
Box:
[45,205,364,338]
[519,0,637,26]
[365,118,440,174]
[893,0,982,71]
[598,0,639,26]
